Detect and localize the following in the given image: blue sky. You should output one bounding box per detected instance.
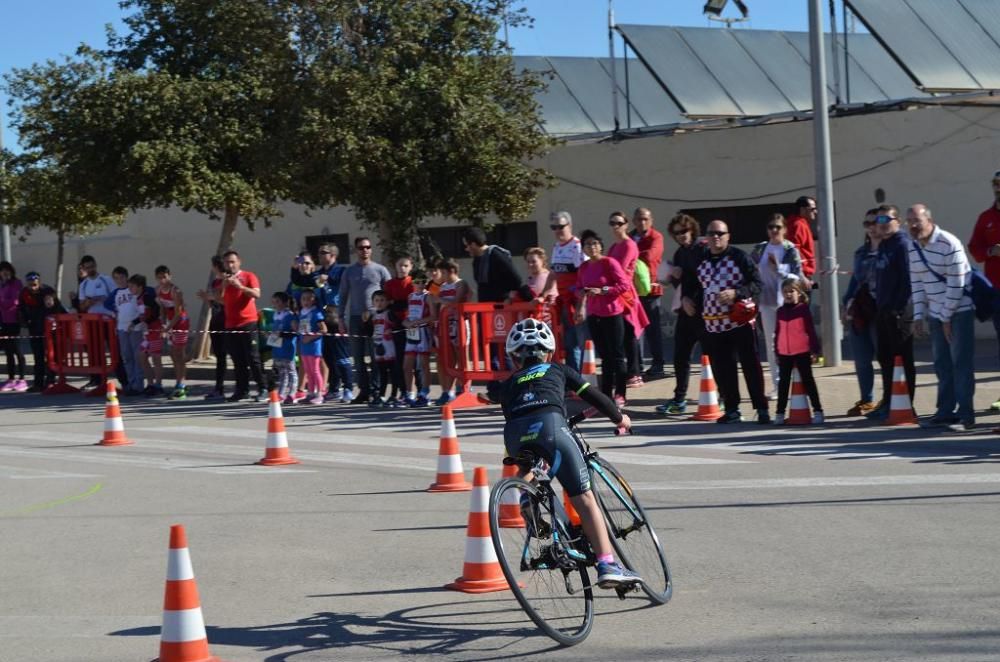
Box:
[0,0,848,150]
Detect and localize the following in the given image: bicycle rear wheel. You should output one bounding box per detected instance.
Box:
[590,457,672,604]
[489,477,594,646]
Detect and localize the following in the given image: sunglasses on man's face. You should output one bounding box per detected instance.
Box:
[357,245,372,250]
[550,224,569,231]
[706,230,728,237]
[874,215,894,224]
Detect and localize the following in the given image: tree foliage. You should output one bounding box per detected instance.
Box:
[3,0,553,262]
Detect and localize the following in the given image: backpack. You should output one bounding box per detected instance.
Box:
[633,259,652,297]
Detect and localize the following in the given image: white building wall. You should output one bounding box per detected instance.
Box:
[10,104,1000,336]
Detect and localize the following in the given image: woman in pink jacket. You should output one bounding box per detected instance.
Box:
[0,261,27,392]
[575,230,630,406]
[607,211,650,388]
[773,277,823,424]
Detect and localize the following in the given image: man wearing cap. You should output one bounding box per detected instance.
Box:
[908,204,975,429]
[546,211,586,371]
[869,205,915,421]
[968,170,1000,410]
[630,207,667,379]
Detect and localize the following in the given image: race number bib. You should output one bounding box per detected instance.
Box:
[266,333,283,348]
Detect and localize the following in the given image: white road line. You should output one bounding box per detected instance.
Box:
[631,473,1000,491]
[0,434,310,475]
[0,463,99,480]
[136,425,750,466]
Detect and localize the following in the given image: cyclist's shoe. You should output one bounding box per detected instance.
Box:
[596,561,642,589]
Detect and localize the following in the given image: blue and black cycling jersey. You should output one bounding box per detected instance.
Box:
[495,362,623,424]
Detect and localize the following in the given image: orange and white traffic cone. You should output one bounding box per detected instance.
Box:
[885,356,917,426]
[563,489,582,527]
[690,355,723,421]
[784,368,812,425]
[446,466,511,593]
[428,405,472,492]
[497,463,525,528]
[97,381,133,446]
[256,390,300,466]
[581,339,598,387]
[156,524,220,662]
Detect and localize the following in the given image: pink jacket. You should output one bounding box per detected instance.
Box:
[774,302,820,356]
[577,257,629,318]
[0,279,23,324]
[608,239,650,338]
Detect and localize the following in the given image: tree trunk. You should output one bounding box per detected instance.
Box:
[189,204,240,361]
[54,229,65,298]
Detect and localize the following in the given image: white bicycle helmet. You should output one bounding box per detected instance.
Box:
[505,318,556,358]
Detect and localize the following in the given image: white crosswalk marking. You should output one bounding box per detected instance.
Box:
[631,473,1000,490]
[0,463,98,480]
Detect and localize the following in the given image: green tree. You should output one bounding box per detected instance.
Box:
[294,0,555,262]
[0,153,125,295]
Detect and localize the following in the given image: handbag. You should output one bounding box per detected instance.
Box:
[848,284,876,331]
[913,243,997,322]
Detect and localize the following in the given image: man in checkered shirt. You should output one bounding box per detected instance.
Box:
[685,220,769,424]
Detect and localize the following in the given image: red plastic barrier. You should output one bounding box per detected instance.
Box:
[437,302,562,408]
[44,314,119,396]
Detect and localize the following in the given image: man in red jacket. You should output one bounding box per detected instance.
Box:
[786,196,817,288]
[967,170,1000,410]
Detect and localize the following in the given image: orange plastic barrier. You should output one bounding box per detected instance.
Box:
[437,302,562,408]
[44,313,119,396]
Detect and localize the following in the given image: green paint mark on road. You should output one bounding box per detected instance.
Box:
[2,482,104,517]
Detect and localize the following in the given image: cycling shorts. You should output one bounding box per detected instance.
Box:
[503,410,592,497]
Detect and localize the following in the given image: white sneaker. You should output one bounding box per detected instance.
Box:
[811,411,825,424]
[767,392,778,402]
[340,388,352,403]
[773,413,785,425]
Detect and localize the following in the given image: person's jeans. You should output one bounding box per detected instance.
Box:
[758,303,779,395]
[929,311,975,422]
[639,295,665,369]
[876,310,915,405]
[848,322,877,403]
[559,306,584,372]
[228,322,265,396]
[118,329,145,391]
[350,315,378,397]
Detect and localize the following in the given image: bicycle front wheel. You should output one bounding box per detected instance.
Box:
[590,457,673,605]
[489,477,594,646]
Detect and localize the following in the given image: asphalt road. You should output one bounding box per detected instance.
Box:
[2,381,1000,661]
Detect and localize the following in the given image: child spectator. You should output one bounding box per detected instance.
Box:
[773,277,824,424]
[107,267,146,396]
[155,265,190,400]
[18,272,52,392]
[129,274,164,396]
[403,276,434,407]
[268,291,299,404]
[297,288,327,404]
[385,256,414,401]
[434,259,471,406]
[365,289,401,407]
[324,305,353,403]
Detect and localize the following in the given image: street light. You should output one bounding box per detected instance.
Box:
[703,0,749,25]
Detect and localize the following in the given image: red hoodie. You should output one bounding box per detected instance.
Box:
[786,214,816,278]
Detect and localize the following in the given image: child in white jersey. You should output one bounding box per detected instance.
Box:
[269,292,299,403]
[402,277,433,407]
[365,290,400,407]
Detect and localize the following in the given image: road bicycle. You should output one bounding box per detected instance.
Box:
[488,412,672,646]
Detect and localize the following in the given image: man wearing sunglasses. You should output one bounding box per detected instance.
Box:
[545,211,586,372]
[869,205,916,421]
[786,196,817,289]
[687,220,769,424]
[967,169,1000,410]
[339,237,391,404]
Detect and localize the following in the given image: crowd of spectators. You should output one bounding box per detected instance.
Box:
[3,180,1000,429]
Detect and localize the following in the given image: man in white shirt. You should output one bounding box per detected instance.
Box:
[77,255,116,317]
[907,204,975,429]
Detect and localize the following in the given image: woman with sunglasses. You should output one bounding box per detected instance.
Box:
[750,213,803,401]
[607,211,650,388]
[574,229,630,406]
[841,209,882,416]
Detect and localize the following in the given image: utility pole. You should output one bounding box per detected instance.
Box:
[808,0,842,366]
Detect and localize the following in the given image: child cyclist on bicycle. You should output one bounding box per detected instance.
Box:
[491,317,642,589]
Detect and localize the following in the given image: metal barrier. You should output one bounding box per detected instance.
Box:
[436,302,562,408]
[44,313,119,396]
